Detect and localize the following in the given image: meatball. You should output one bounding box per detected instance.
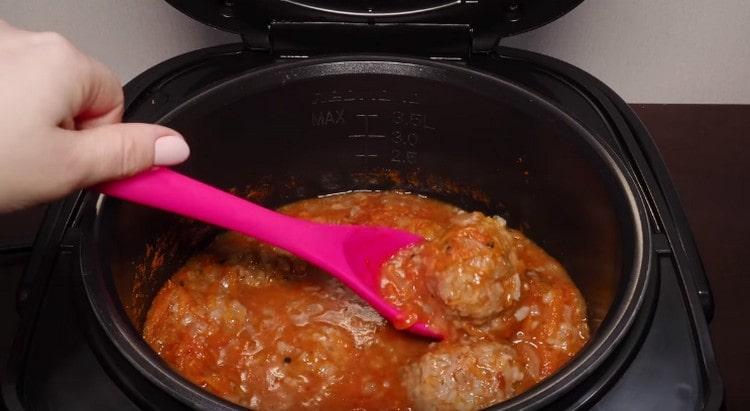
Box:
[424,212,523,319]
[403,341,524,411]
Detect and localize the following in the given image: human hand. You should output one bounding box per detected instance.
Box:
[0,21,190,212]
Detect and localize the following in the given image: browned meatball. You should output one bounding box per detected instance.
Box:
[424,212,523,320]
[403,341,524,411]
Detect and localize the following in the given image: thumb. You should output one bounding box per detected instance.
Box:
[67,123,190,188]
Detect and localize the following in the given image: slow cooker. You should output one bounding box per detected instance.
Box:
[2,1,723,409]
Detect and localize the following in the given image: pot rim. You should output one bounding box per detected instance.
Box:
[80,55,652,410]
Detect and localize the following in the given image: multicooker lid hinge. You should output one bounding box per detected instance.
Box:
[178,0,582,58]
[243,22,482,60]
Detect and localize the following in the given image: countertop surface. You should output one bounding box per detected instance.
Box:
[0,104,747,408]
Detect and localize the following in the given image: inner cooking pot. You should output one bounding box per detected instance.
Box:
[80,56,650,409]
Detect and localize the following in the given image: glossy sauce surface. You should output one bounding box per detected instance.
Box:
[143,192,589,410]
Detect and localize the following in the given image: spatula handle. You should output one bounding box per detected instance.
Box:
[97,167,312,251]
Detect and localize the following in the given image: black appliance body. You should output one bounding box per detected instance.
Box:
[2,1,722,410]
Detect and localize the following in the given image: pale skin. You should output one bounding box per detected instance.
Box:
[0,20,190,212]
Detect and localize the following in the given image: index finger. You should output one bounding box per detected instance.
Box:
[70,53,125,130]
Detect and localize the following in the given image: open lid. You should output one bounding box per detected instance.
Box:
[165,0,583,54]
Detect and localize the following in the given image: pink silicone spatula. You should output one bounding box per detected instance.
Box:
[98,167,440,339]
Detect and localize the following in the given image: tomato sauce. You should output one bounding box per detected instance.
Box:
[143,192,589,410]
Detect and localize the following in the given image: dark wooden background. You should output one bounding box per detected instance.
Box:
[632,105,749,409]
[0,104,747,408]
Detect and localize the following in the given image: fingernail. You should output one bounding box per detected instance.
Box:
[154,135,190,165]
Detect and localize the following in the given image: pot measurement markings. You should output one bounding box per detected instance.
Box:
[310,90,432,163]
[311,109,346,127]
[390,111,435,165]
[350,113,385,159]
